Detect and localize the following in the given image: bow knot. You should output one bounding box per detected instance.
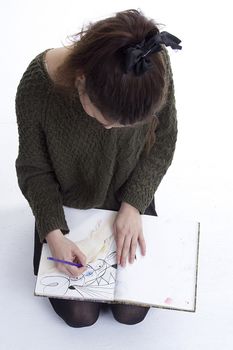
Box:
[123,31,182,76]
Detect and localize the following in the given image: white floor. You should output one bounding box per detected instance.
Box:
[1,1,233,349]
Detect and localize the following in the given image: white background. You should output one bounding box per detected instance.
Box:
[0,1,232,349]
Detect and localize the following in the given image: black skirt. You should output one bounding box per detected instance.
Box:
[33,199,157,276]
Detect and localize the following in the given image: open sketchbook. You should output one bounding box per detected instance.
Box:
[34,206,200,312]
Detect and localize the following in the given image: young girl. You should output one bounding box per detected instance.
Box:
[15,9,181,327]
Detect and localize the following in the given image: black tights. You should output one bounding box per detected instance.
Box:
[49,298,150,327]
[34,199,157,327]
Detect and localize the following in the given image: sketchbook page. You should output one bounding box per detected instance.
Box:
[35,207,118,302]
[114,216,200,312]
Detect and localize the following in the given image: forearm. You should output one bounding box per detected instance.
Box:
[120,201,140,213]
[45,229,64,244]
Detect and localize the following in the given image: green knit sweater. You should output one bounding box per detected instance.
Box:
[15,48,178,243]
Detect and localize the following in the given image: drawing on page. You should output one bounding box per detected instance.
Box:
[38,234,117,299]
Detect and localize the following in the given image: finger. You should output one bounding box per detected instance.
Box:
[72,246,87,274]
[112,222,117,238]
[129,236,138,263]
[138,233,146,256]
[56,263,70,276]
[65,264,84,278]
[116,231,125,265]
[77,266,87,275]
[113,223,121,264]
[73,246,87,266]
[120,234,132,267]
[56,262,84,278]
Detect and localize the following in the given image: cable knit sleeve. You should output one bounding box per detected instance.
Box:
[15,74,70,243]
[116,49,178,213]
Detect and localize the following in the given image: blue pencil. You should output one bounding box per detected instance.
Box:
[47,256,84,267]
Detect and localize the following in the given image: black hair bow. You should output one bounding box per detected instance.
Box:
[123,30,182,76]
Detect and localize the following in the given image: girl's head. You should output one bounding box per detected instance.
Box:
[52,8,179,153]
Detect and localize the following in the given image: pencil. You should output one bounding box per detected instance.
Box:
[47,256,84,267]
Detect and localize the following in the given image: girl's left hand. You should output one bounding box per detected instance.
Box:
[113,201,146,267]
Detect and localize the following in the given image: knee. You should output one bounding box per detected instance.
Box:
[49,298,100,328]
[112,312,148,325]
[111,304,150,325]
[113,313,147,325]
[65,310,99,328]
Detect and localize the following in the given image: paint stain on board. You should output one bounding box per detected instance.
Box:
[164,297,173,304]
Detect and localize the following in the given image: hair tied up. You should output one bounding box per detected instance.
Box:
[123,30,182,76]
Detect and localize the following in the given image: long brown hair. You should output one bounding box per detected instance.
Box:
[52,9,170,155]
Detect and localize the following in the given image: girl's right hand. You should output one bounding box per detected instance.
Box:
[45,229,87,278]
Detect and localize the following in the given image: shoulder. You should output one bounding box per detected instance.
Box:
[44,47,69,83]
[15,46,73,104]
[15,49,56,128]
[15,48,54,103]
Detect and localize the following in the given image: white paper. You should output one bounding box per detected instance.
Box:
[115,216,199,311]
[35,207,199,311]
